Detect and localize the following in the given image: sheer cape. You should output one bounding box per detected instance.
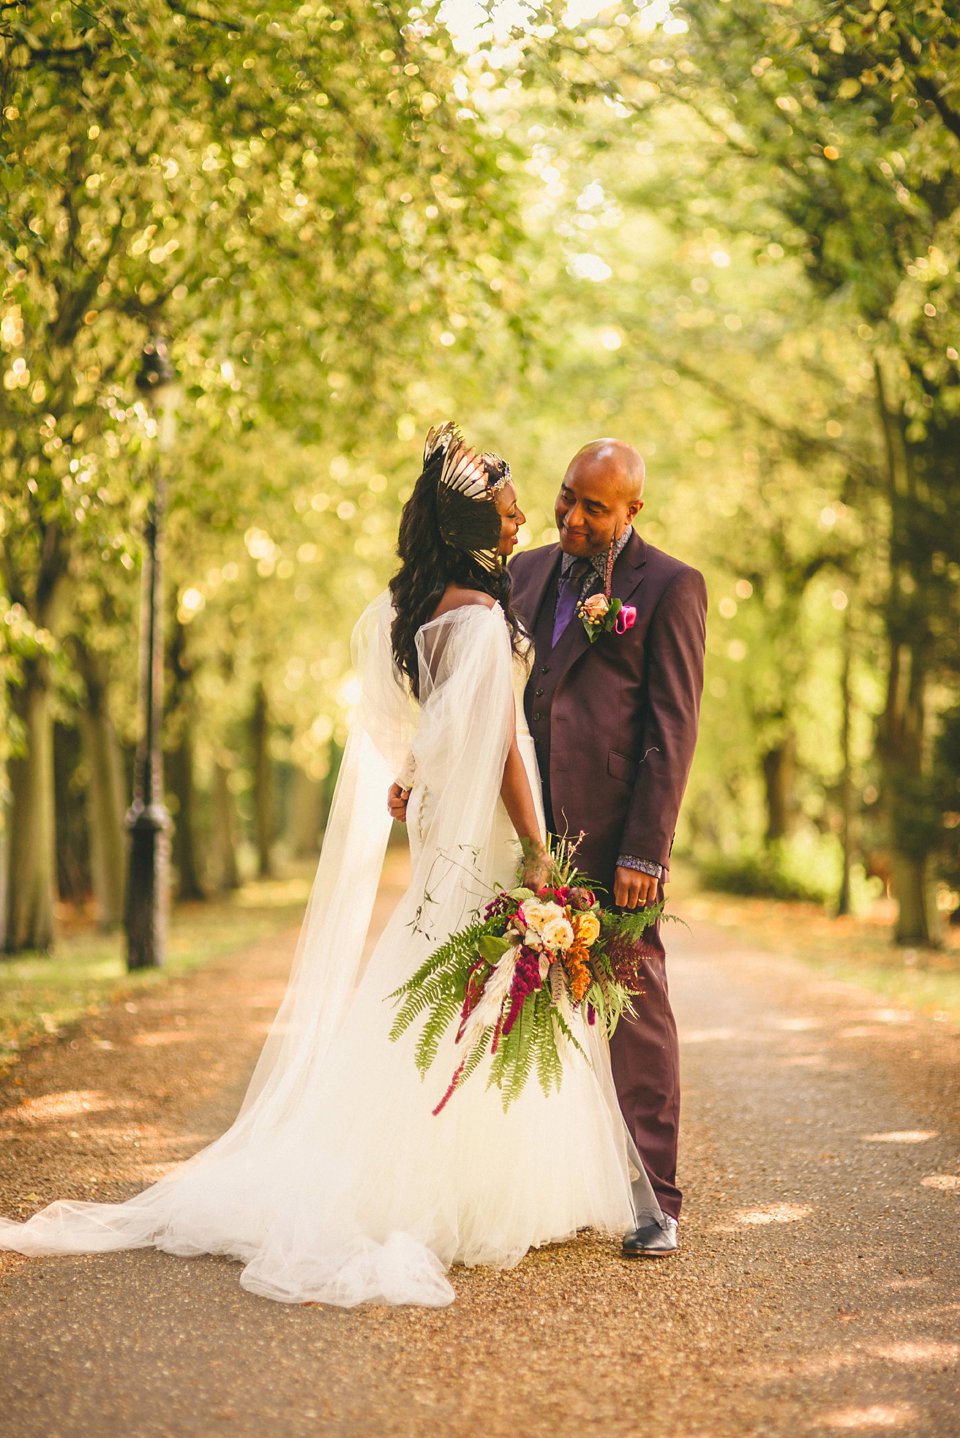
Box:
[0,595,657,1307]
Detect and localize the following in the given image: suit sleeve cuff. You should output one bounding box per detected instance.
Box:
[616,854,664,879]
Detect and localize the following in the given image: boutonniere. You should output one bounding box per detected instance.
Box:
[578,592,637,644]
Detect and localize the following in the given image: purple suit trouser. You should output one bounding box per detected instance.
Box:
[543,789,682,1222]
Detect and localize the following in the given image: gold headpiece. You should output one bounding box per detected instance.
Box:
[422,422,509,574]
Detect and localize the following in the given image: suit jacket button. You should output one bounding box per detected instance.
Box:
[535,687,544,697]
[533,712,542,722]
[540,665,550,674]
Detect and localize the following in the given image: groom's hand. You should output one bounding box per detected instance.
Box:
[613,865,658,909]
[387,783,410,823]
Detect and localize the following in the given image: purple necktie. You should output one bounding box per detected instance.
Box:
[552,559,593,647]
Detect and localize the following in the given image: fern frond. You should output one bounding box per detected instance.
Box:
[535,993,564,1096]
[389,920,487,1000]
[414,992,462,1074]
[452,1028,494,1096]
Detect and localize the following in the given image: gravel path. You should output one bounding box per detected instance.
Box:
[1,876,958,1438]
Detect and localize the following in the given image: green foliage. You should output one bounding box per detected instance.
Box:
[0,874,309,1072]
[388,917,487,1042]
[699,834,882,910]
[700,845,837,906]
[5,0,959,951]
[0,0,530,944]
[487,987,537,1108]
[501,0,959,939]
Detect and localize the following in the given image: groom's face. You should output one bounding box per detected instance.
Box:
[555,456,642,558]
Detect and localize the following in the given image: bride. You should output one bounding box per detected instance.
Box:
[0,424,662,1308]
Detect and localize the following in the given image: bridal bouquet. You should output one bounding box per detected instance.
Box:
[388,839,663,1113]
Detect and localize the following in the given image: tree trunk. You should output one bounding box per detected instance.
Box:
[890,853,939,947]
[761,730,796,843]
[54,719,90,905]
[836,617,853,918]
[167,612,205,902]
[0,761,8,946]
[168,728,205,901]
[287,767,323,859]
[251,681,273,879]
[75,647,127,930]
[4,658,57,952]
[320,738,344,836]
[874,363,941,947]
[211,758,241,891]
[877,638,941,946]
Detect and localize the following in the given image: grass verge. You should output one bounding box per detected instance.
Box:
[0,874,311,1077]
[676,861,960,1025]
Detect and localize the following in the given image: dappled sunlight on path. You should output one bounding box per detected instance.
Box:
[670,914,959,1436]
[0,867,957,1437]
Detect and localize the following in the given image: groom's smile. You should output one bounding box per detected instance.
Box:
[555,440,645,558]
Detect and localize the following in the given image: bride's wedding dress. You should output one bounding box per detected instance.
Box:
[0,597,659,1307]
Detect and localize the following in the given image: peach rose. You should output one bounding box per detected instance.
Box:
[581,593,610,622]
[574,911,601,947]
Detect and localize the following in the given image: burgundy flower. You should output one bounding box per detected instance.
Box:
[604,932,658,992]
[455,958,490,1042]
[500,945,542,1040]
[483,892,514,921]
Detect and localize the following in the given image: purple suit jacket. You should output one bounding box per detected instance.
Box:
[510,531,707,891]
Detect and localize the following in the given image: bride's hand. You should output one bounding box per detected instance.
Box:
[520,837,552,892]
[387,783,411,823]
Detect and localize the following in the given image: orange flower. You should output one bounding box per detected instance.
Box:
[562,940,592,1003]
[572,911,600,947]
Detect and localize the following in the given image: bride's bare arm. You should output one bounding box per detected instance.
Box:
[500,734,550,890]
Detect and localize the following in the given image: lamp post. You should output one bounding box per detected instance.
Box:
[125,337,180,970]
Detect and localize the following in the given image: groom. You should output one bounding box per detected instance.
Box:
[509,439,707,1257]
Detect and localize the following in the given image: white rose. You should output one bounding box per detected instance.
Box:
[521,900,560,933]
[519,901,543,932]
[541,915,575,951]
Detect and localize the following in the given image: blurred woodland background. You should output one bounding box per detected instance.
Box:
[2,0,959,961]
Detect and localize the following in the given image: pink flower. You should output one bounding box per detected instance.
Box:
[615,604,637,635]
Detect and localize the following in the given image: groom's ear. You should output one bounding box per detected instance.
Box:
[628,498,644,521]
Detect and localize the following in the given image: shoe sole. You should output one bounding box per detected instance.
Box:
[620,1247,677,1259]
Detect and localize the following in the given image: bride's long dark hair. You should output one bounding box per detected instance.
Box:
[389,449,525,699]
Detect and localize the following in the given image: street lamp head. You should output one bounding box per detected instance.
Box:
[136,336,181,451]
[136,336,177,401]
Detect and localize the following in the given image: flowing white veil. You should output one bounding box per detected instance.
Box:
[0,593,422,1255]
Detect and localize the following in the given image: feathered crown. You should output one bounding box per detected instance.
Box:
[422,422,511,574]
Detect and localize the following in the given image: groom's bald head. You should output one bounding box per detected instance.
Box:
[555,438,646,558]
[570,439,646,503]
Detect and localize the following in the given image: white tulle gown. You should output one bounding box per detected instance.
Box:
[0,596,660,1307]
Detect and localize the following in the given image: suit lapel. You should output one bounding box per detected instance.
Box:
[613,530,648,607]
[551,529,648,680]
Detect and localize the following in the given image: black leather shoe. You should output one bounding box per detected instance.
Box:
[621,1216,679,1258]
